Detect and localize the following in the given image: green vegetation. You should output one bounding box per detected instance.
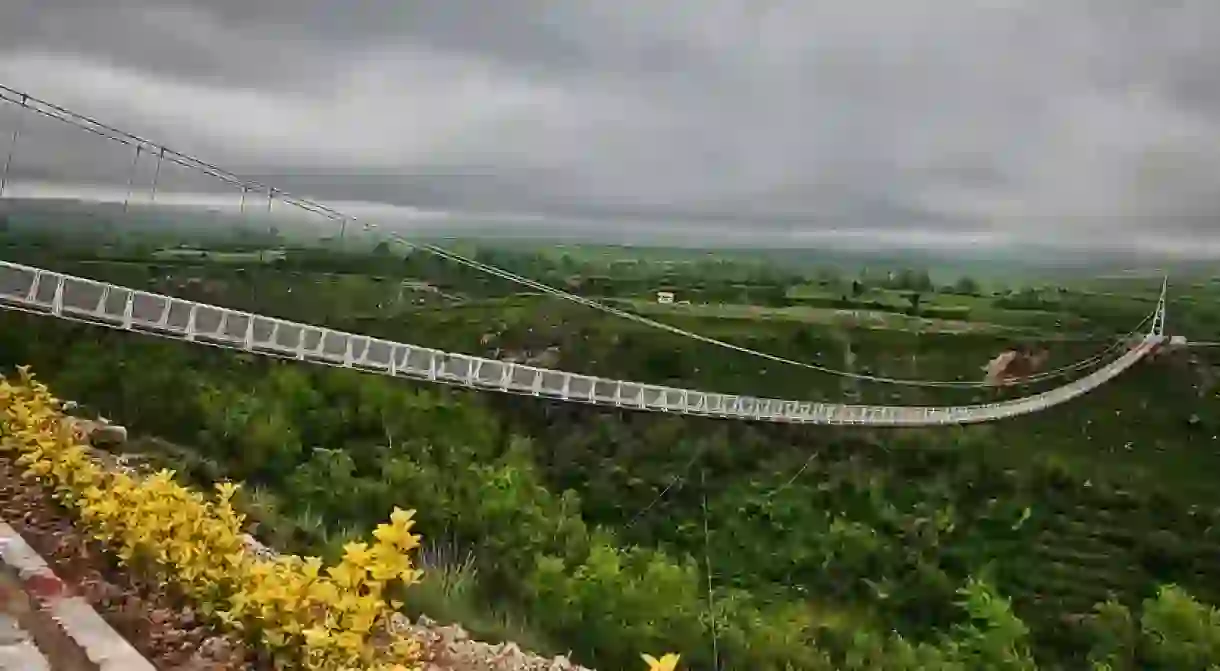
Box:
[2,224,1220,669]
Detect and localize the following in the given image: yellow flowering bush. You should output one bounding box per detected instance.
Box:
[0,367,421,671]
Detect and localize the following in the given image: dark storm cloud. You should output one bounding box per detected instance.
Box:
[1,0,1220,250]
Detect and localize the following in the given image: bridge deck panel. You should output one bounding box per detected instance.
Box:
[0,261,1159,426]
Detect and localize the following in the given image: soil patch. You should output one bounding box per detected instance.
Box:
[0,455,257,670]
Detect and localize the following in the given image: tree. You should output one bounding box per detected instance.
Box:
[1086,600,1138,671]
[1084,586,1220,670]
[815,267,842,288]
[1139,585,1220,669]
[953,276,981,295]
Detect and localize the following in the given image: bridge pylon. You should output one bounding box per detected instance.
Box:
[1151,276,1168,339]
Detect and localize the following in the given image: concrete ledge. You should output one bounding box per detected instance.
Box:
[0,609,50,671]
[0,520,155,671]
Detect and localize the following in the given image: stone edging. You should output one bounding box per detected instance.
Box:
[0,519,156,671]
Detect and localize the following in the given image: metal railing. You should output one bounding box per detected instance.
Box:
[0,260,1161,427]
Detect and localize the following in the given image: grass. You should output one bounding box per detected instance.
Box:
[402,537,561,656]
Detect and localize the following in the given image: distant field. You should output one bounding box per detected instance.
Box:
[1073,275,1220,339]
[47,256,1157,340]
[150,248,286,263]
[622,297,1023,334]
[49,259,454,324]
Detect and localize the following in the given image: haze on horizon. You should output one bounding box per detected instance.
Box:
[1,1,1219,256]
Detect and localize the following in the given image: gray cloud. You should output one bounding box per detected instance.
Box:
[1,0,1220,252]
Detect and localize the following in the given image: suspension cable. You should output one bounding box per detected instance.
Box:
[700,467,720,671]
[406,239,1156,389]
[0,87,348,225]
[0,93,26,197]
[0,85,1157,390]
[122,144,142,212]
[148,147,165,204]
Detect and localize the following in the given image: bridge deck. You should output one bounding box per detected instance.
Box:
[0,260,1159,427]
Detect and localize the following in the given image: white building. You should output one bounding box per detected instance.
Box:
[657,291,675,304]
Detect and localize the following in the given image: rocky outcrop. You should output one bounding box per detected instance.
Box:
[90,422,129,448]
[392,614,592,671]
[60,413,128,450]
[982,348,1050,386]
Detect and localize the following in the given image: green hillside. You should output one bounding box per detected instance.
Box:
[2,232,1219,670]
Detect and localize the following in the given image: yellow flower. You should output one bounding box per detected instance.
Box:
[340,542,375,568]
[327,562,367,591]
[642,653,681,671]
[303,625,334,649]
[215,481,239,501]
[372,522,414,550]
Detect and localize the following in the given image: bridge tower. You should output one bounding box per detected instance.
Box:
[1150,276,1168,339]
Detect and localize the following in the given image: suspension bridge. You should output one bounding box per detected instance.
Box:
[0,86,1174,426]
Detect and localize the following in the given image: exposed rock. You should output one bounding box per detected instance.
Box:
[239,534,277,562]
[526,346,562,369]
[167,635,242,671]
[90,424,128,448]
[60,416,128,449]
[981,348,1050,386]
[392,613,593,671]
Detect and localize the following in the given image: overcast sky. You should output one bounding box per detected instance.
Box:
[1,0,1219,253]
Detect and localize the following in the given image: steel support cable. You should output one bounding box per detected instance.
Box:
[0,87,349,224]
[0,88,244,191]
[763,450,822,502]
[122,144,142,212]
[622,445,709,533]
[413,241,1157,389]
[0,85,1156,388]
[421,242,1150,388]
[0,93,26,197]
[6,101,256,204]
[0,84,1144,341]
[0,86,1149,351]
[700,467,720,671]
[148,147,164,204]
